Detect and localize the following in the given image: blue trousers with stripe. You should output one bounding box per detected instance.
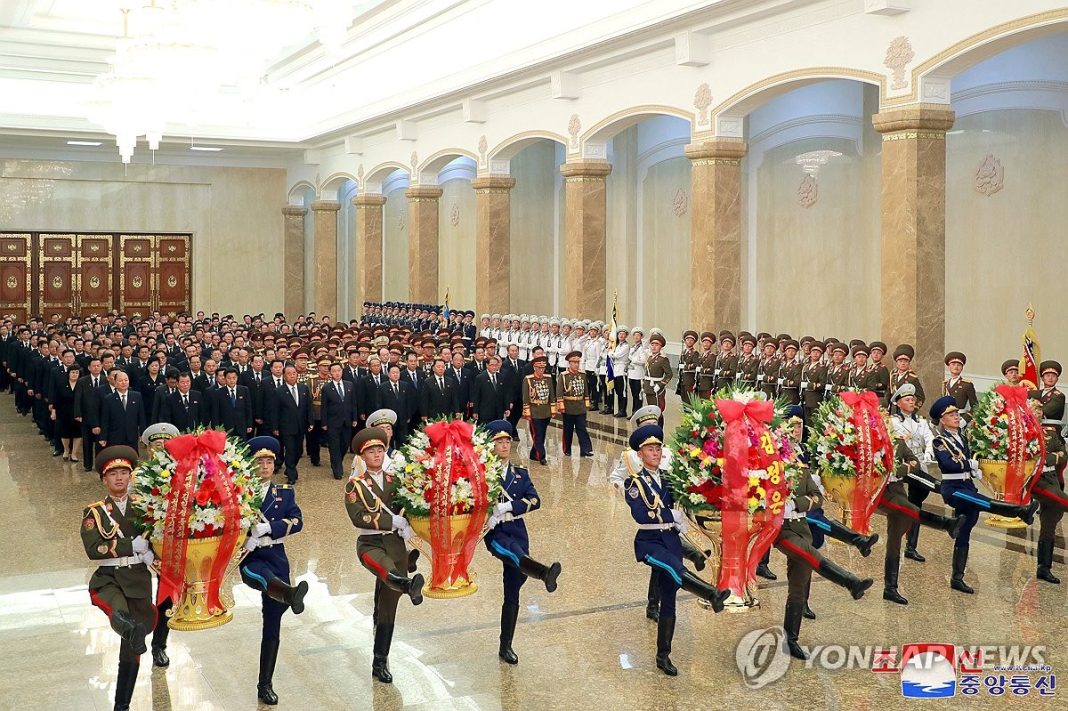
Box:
[634,533,683,618]
[941,479,986,551]
[806,507,830,549]
[241,558,288,642]
[485,528,529,605]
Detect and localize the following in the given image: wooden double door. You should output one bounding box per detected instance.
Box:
[0,232,191,321]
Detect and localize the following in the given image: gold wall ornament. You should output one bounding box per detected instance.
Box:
[6,243,16,252]
[167,244,177,253]
[694,83,713,127]
[132,275,144,288]
[167,274,178,288]
[884,36,915,90]
[5,275,16,289]
[51,275,63,289]
[974,154,1005,197]
[798,174,819,209]
[89,276,101,289]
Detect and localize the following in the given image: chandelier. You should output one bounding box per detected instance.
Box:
[88,1,357,163]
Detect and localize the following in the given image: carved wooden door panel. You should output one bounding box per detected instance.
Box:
[77,234,113,316]
[39,234,76,321]
[119,235,155,317]
[0,233,32,322]
[156,235,191,316]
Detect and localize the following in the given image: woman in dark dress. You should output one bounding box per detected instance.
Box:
[54,366,82,461]
[140,361,163,419]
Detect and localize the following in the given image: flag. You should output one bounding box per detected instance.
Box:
[605,293,618,393]
[442,288,450,321]
[1020,305,1039,389]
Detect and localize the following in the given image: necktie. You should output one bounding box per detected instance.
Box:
[491,374,497,387]
[275,379,281,388]
[338,382,344,399]
[290,386,298,404]
[183,394,189,409]
[255,372,261,383]
[230,389,236,407]
[393,383,399,397]
[93,377,98,388]
[120,393,126,409]
[438,377,444,390]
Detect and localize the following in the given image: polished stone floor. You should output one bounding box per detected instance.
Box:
[0,391,1065,710]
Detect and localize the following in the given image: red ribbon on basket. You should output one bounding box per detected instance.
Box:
[423,420,490,587]
[994,384,1045,504]
[840,391,892,534]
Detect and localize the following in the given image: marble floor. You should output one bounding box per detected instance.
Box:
[0,392,1065,711]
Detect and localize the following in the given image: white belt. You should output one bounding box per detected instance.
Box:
[96,555,143,568]
[636,522,674,531]
[642,377,664,382]
[1043,466,1055,473]
[784,512,807,520]
[355,528,393,537]
[499,512,528,523]
[1043,419,1062,426]
[941,473,970,481]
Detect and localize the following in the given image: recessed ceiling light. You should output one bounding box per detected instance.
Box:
[67,140,103,146]
[190,146,223,152]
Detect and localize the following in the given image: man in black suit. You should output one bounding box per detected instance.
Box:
[157,373,206,431]
[358,358,387,431]
[500,345,525,436]
[73,357,107,471]
[260,359,287,439]
[446,352,472,418]
[400,352,423,435]
[471,356,509,423]
[239,354,270,436]
[377,363,412,449]
[421,358,460,421]
[98,371,147,449]
[151,368,180,424]
[188,355,210,392]
[322,363,359,480]
[210,367,253,439]
[273,365,312,484]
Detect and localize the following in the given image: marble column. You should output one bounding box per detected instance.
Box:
[281,205,306,318]
[873,105,955,392]
[560,160,612,320]
[472,176,516,317]
[684,138,747,334]
[405,185,443,304]
[310,200,340,321]
[354,193,386,312]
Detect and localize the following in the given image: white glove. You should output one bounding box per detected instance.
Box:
[138,549,155,566]
[399,524,414,542]
[494,502,512,516]
[670,509,689,534]
[391,514,409,531]
[253,522,271,538]
[132,537,149,554]
[973,467,983,481]
[485,513,502,531]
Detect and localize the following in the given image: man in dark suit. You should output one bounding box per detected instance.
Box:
[500,346,525,436]
[99,371,147,449]
[157,373,206,431]
[471,356,509,424]
[239,354,269,430]
[377,363,412,448]
[210,367,254,439]
[446,352,472,418]
[273,365,312,484]
[358,358,387,431]
[322,364,359,480]
[73,357,107,471]
[399,353,423,434]
[421,358,460,421]
[151,368,180,424]
[188,356,210,392]
[260,359,287,438]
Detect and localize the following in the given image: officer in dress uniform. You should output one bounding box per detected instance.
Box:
[826,342,851,397]
[879,385,965,605]
[942,352,978,419]
[889,344,925,415]
[677,330,699,402]
[522,354,555,465]
[482,420,562,663]
[737,334,761,390]
[642,331,673,421]
[621,424,729,676]
[345,427,424,684]
[558,351,594,457]
[1030,361,1068,584]
[82,445,155,711]
[758,340,779,401]
[801,342,827,426]
[696,332,717,400]
[714,333,738,392]
[240,436,309,705]
[930,396,1039,594]
[777,340,802,406]
[864,341,891,407]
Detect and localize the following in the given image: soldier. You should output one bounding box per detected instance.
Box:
[889,344,925,414]
[826,343,851,397]
[758,340,779,401]
[737,334,760,390]
[677,330,699,402]
[82,445,155,711]
[714,333,738,391]
[1001,359,1024,387]
[622,424,729,676]
[482,420,562,663]
[847,345,869,389]
[942,352,978,419]
[642,332,673,420]
[1029,361,1065,432]
[558,351,593,457]
[522,354,556,465]
[583,322,604,412]
[696,332,717,399]
[930,396,1039,594]
[345,427,424,684]
[778,340,802,406]
[1031,361,1067,584]
[240,436,309,705]
[864,341,891,406]
[626,327,648,418]
[607,326,631,417]
[801,341,827,425]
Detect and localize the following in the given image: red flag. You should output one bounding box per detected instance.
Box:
[1020,305,1039,389]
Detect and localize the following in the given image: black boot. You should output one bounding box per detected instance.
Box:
[987,499,1039,526]
[680,539,707,572]
[1037,539,1060,584]
[783,602,807,660]
[904,523,925,562]
[110,609,149,656]
[679,569,729,613]
[655,614,677,676]
[266,576,310,615]
[371,623,394,683]
[951,545,974,594]
[113,659,139,711]
[817,558,873,600]
[384,571,425,605]
[150,607,170,668]
[257,639,280,705]
[408,548,420,573]
[826,520,879,557]
[756,550,777,580]
[498,603,520,664]
[920,509,965,539]
[801,577,815,619]
[882,555,908,605]
[518,556,562,593]
[646,571,660,621]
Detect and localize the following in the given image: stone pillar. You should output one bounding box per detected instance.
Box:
[354,193,386,313]
[405,185,443,304]
[309,200,340,320]
[560,160,612,320]
[873,105,955,392]
[684,138,747,334]
[281,206,306,318]
[472,175,516,317]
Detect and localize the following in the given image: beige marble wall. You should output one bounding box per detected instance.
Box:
[354,194,386,311]
[606,128,638,324]
[641,156,691,336]
[561,160,611,320]
[382,186,409,301]
[473,176,515,316]
[310,200,339,320]
[406,185,442,304]
[0,159,285,315]
[281,206,306,317]
[509,141,559,315]
[437,178,475,309]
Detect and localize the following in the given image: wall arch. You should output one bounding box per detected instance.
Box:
[319,172,359,200]
[489,131,568,164]
[583,105,693,146]
[287,180,315,205]
[364,162,409,194]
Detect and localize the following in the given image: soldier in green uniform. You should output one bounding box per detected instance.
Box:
[522,354,556,465]
[864,341,891,407]
[737,334,760,390]
[758,340,779,401]
[714,332,738,391]
[801,341,827,425]
[345,427,424,684]
[778,340,802,406]
[889,344,925,414]
[942,352,978,419]
[1031,361,1067,584]
[642,332,673,420]
[82,445,155,711]
[677,330,699,402]
[847,345,869,389]
[557,351,593,457]
[825,343,851,397]
[695,332,717,399]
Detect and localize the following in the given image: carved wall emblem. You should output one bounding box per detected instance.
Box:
[132,275,144,288]
[5,275,16,288]
[671,188,688,217]
[567,114,581,149]
[89,243,101,253]
[5,243,15,252]
[88,276,101,289]
[397,217,406,232]
[798,174,818,209]
[450,204,461,227]
[410,151,418,177]
[478,135,488,165]
[974,154,1004,197]
[167,244,177,253]
[51,275,63,289]
[884,36,914,90]
[357,164,365,183]
[52,242,63,253]
[167,274,178,288]
[694,83,713,127]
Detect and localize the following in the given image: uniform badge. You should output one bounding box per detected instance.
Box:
[628,487,639,499]
[347,492,358,503]
[83,518,95,530]
[97,544,108,554]
[362,513,372,523]
[647,511,655,519]
[105,503,113,512]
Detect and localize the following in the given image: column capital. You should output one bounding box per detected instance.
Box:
[353,193,387,207]
[281,205,307,216]
[405,185,444,201]
[471,175,516,192]
[309,199,340,212]
[684,137,748,164]
[559,160,612,180]
[872,105,955,136]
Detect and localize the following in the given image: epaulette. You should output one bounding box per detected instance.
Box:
[277,484,293,490]
[962,378,971,384]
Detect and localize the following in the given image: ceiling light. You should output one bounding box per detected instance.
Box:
[67,140,103,146]
[190,146,223,152]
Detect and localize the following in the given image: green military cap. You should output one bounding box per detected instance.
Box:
[649,332,666,347]
[1001,359,1019,375]
[1041,360,1061,376]
[944,351,966,366]
[740,333,757,347]
[852,344,870,357]
[893,344,915,361]
[870,341,888,355]
[95,445,139,479]
[700,331,715,343]
[682,330,698,341]
[352,427,389,454]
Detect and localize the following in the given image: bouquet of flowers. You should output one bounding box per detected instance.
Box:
[806,390,893,533]
[965,384,1044,505]
[394,422,505,516]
